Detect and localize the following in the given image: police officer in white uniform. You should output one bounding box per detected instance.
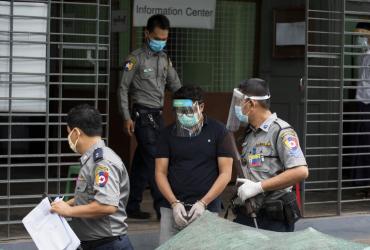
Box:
[118,14,181,219]
[51,104,133,250]
[227,78,309,232]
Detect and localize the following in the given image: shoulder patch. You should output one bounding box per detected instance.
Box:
[280,130,301,156]
[93,148,103,162]
[95,165,109,187]
[123,56,137,71]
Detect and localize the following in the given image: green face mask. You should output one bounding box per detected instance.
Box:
[177,112,200,127]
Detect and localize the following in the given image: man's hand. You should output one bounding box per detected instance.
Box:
[188,201,206,223]
[123,119,135,136]
[172,202,188,228]
[50,200,73,217]
[237,178,264,201]
[66,198,75,206]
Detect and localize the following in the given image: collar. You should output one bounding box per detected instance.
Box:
[259,113,277,132]
[144,44,166,57]
[80,139,105,165]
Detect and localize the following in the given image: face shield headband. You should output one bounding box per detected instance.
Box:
[234,88,271,102]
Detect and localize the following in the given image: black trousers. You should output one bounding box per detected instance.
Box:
[80,235,133,250]
[126,107,164,215]
[233,212,294,232]
[353,102,370,186]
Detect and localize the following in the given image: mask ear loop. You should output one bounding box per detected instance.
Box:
[73,128,81,148]
[193,101,203,120]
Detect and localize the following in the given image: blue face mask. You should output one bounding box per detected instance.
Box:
[177,113,200,127]
[234,105,248,123]
[148,39,166,52]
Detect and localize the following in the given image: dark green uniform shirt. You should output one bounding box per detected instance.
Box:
[118,46,181,120]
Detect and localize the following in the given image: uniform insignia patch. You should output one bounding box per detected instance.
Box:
[123,56,136,71]
[143,68,154,73]
[124,61,133,71]
[255,142,272,147]
[95,165,109,187]
[93,148,103,162]
[283,135,300,154]
[248,154,264,168]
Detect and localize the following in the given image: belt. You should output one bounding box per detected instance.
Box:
[80,235,123,249]
[133,103,162,114]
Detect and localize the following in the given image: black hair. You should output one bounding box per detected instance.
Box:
[356,22,370,31]
[239,78,270,109]
[173,85,204,104]
[146,14,170,33]
[66,104,102,136]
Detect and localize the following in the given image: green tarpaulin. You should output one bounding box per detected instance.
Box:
[157,211,370,250]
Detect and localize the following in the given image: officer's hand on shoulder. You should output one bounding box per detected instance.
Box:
[123,119,135,137]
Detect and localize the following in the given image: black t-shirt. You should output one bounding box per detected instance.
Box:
[155,116,233,212]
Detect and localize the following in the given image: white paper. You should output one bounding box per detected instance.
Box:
[22,197,80,250]
[276,22,305,46]
[54,197,81,250]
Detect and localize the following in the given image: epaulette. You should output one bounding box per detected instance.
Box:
[93,148,104,163]
[273,118,291,130]
[131,47,145,56]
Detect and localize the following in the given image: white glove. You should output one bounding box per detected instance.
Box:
[188,201,206,223]
[172,202,188,228]
[237,178,264,201]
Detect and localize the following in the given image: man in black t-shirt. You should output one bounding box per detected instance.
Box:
[155,86,233,244]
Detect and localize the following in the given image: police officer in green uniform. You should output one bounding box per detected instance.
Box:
[227,78,309,232]
[118,14,181,219]
[51,104,133,250]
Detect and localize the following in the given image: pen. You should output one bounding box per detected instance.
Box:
[42,192,53,203]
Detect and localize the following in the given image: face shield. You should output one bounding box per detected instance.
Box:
[173,99,203,137]
[226,88,271,132]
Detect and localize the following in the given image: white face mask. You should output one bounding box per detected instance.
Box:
[356,36,369,50]
[68,128,80,153]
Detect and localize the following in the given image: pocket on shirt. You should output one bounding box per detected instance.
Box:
[260,157,281,175]
[75,180,90,202]
[140,66,155,79]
